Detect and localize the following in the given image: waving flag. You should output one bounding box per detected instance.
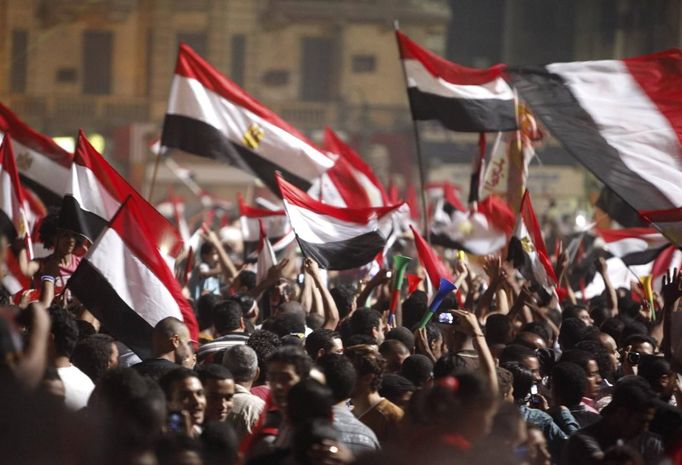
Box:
[161,44,334,193]
[410,225,451,289]
[507,49,682,246]
[508,190,557,293]
[68,197,198,358]
[0,103,72,205]
[396,31,517,133]
[256,219,277,285]
[238,194,294,262]
[277,173,406,270]
[596,227,670,266]
[60,131,183,257]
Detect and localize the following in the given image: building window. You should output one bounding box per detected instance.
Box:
[300,37,333,102]
[231,34,246,86]
[352,54,376,73]
[262,70,289,87]
[11,29,28,93]
[177,32,207,57]
[83,30,113,95]
[56,67,78,83]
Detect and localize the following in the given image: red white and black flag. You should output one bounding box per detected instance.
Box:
[60,131,184,258]
[596,227,670,266]
[161,44,334,193]
[508,190,557,293]
[68,197,198,358]
[410,225,452,289]
[277,173,406,270]
[506,50,682,246]
[238,194,294,262]
[396,31,517,133]
[0,103,73,205]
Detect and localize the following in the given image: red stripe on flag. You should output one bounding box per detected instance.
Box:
[238,194,286,217]
[410,225,452,289]
[520,190,558,284]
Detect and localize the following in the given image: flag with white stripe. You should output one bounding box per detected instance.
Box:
[256,219,277,285]
[396,31,517,132]
[68,197,198,358]
[507,49,682,246]
[596,227,670,266]
[161,44,334,194]
[238,194,294,262]
[277,173,406,270]
[60,130,183,258]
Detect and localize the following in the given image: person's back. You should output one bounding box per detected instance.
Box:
[222,345,266,440]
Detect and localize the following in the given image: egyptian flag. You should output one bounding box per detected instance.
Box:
[60,131,183,258]
[396,31,517,132]
[508,190,557,293]
[277,173,406,270]
[430,194,515,255]
[238,195,294,262]
[410,225,451,289]
[596,227,670,266]
[506,49,682,247]
[68,197,198,358]
[256,220,277,285]
[161,44,334,194]
[0,103,73,205]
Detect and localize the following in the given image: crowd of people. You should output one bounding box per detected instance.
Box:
[1,207,682,465]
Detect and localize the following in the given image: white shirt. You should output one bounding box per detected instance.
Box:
[57,364,95,410]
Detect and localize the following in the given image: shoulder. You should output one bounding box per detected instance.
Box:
[375,399,404,420]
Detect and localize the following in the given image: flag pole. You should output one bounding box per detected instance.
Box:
[394,20,430,243]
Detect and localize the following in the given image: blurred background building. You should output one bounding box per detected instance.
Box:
[0,0,680,213]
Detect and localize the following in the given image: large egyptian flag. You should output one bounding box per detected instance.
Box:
[506,49,682,246]
[61,131,183,258]
[238,194,294,262]
[596,227,670,266]
[508,190,557,293]
[68,197,198,358]
[0,103,72,205]
[276,173,406,270]
[396,31,517,132]
[161,44,334,193]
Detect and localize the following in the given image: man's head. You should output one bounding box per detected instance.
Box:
[152,317,193,365]
[213,300,245,336]
[304,328,343,361]
[496,367,514,402]
[266,346,313,409]
[424,322,446,360]
[486,314,514,346]
[551,362,588,408]
[196,293,222,332]
[263,311,306,339]
[200,241,219,266]
[562,304,593,326]
[378,339,410,373]
[345,345,386,395]
[349,308,385,345]
[247,330,281,384]
[622,334,656,355]
[499,344,541,382]
[222,344,259,387]
[514,332,548,350]
[598,332,620,374]
[49,307,79,359]
[232,270,257,295]
[379,373,415,409]
[638,355,675,400]
[500,361,535,404]
[401,291,428,330]
[196,364,235,422]
[317,353,357,403]
[400,354,434,389]
[159,368,206,427]
[385,326,416,353]
[559,349,602,399]
[330,286,356,319]
[558,318,587,351]
[71,334,119,383]
[604,378,657,439]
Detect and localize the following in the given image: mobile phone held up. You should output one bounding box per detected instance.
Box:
[437,312,460,326]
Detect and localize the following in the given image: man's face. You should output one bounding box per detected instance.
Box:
[577,309,594,327]
[267,362,301,410]
[203,378,235,422]
[373,321,385,345]
[522,356,542,383]
[619,407,655,439]
[168,377,206,427]
[329,337,344,355]
[108,343,120,369]
[585,360,603,399]
[431,334,446,360]
[173,327,194,365]
[525,428,551,465]
[599,333,620,371]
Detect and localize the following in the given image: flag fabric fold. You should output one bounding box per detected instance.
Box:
[396,30,517,133]
[506,49,682,246]
[256,219,277,285]
[68,197,198,359]
[410,225,451,290]
[596,227,670,266]
[161,43,334,193]
[276,173,406,270]
[238,194,294,262]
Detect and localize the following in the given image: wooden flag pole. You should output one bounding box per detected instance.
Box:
[394,20,430,243]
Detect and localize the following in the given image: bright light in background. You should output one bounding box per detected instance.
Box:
[52,134,106,153]
[575,213,586,229]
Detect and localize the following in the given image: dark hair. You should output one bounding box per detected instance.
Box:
[159,368,200,400]
[600,317,626,346]
[304,328,340,360]
[379,373,416,399]
[621,319,650,342]
[607,377,656,413]
[71,334,115,383]
[345,345,386,392]
[266,346,313,379]
[287,379,334,427]
[385,326,416,352]
[500,361,534,403]
[197,363,233,383]
[402,291,428,330]
[197,293,222,331]
[400,354,434,388]
[521,321,551,345]
[562,304,588,321]
[75,320,97,341]
[424,322,442,348]
[349,308,382,338]
[499,344,537,365]
[433,353,468,379]
[559,349,596,373]
[638,355,671,389]
[213,300,243,334]
[486,314,513,346]
[496,367,513,400]
[345,334,377,347]
[379,339,410,363]
[38,208,60,249]
[200,241,217,257]
[247,330,281,384]
[622,333,657,351]
[318,353,357,402]
[235,270,257,292]
[575,340,614,381]
[49,307,79,358]
[330,285,356,319]
[551,362,588,406]
[558,317,587,350]
[157,433,202,465]
[263,312,306,338]
[201,421,238,465]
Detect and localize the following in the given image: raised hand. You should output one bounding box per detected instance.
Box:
[483,255,501,280]
[662,268,682,308]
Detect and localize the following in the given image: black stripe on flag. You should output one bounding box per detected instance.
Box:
[507,235,552,304]
[69,259,154,359]
[407,87,517,132]
[620,244,668,267]
[0,209,17,244]
[298,232,385,270]
[161,114,313,193]
[59,195,108,243]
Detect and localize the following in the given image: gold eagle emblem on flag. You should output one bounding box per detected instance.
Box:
[17,151,34,171]
[520,236,535,254]
[243,124,265,150]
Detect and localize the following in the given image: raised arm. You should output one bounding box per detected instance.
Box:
[202,227,238,281]
[661,268,682,360]
[596,257,618,316]
[453,309,498,397]
[304,258,340,330]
